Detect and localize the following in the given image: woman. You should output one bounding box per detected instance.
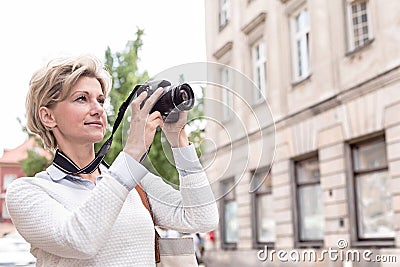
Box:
[6,55,218,266]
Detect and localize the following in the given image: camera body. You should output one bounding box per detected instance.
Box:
[135,80,195,122]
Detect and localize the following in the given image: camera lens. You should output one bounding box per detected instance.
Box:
[179,90,189,101]
[172,83,194,111]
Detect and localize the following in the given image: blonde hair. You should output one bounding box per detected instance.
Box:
[26,54,112,150]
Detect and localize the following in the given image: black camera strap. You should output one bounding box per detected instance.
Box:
[53,84,142,174]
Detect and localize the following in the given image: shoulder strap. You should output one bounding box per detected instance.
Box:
[135,185,160,263]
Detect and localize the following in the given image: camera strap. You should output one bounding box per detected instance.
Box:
[52,84,142,174]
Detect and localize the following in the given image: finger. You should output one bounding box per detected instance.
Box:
[142,88,164,112]
[147,114,164,128]
[179,111,189,120]
[148,111,162,121]
[146,118,164,133]
[131,91,148,110]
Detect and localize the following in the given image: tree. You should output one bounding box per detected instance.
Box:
[18,118,52,176]
[96,28,150,164]
[21,148,52,177]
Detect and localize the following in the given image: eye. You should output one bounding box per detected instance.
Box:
[75,95,87,102]
[98,97,105,105]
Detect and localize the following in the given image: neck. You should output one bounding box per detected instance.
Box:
[57,145,101,183]
[58,143,96,169]
[56,141,102,183]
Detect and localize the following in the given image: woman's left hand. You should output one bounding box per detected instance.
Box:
[161,111,190,147]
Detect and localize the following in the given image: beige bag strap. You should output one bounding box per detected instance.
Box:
[135,185,161,263]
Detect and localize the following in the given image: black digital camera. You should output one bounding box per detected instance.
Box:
[135,80,195,122]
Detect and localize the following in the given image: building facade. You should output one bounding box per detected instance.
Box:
[0,137,51,224]
[203,0,400,266]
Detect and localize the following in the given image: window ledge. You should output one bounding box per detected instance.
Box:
[345,38,375,57]
[251,98,267,108]
[253,242,275,250]
[295,240,323,249]
[219,21,229,32]
[221,243,237,250]
[291,73,312,88]
[351,239,395,248]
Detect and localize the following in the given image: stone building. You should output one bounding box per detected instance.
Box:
[203,0,400,266]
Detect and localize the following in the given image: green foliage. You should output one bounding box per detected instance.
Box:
[21,149,51,177]
[96,28,149,164]
[142,130,179,187]
[18,118,52,176]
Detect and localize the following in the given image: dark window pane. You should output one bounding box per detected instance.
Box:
[356,171,394,238]
[296,157,320,184]
[361,2,367,10]
[363,26,368,34]
[353,140,387,171]
[353,17,358,25]
[222,178,235,200]
[362,14,368,23]
[251,171,271,193]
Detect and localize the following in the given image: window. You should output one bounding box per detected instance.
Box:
[219,0,230,29]
[221,67,233,121]
[351,137,394,242]
[346,0,373,52]
[2,201,10,219]
[3,174,16,190]
[290,7,311,81]
[221,178,238,249]
[294,155,324,246]
[2,174,16,219]
[251,170,275,248]
[251,40,266,103]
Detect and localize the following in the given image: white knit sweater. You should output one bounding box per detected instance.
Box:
[6,151,218,266]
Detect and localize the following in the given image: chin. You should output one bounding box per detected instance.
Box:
[89,135,105,144]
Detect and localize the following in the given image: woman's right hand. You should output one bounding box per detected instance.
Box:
[123,88,164,161]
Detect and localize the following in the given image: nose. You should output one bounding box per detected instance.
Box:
[90,100,104,116]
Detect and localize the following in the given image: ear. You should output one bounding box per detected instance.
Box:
[39,106,57,129]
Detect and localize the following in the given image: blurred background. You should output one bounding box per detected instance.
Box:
[1,0,400,266]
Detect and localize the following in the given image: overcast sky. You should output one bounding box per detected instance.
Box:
[0,0,206,154]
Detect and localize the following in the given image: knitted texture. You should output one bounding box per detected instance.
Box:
[6,170,218,266]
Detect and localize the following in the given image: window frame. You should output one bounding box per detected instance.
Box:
[289,6,311,83]
[251,39,267,104]
[221,67,234,122]
[291,152,324,248]
[220,177,238,250]
[346,134,395,247]
[251,168,275,249]
[345,0,374,54]
[219,0,231,30]
[2,174,16,190]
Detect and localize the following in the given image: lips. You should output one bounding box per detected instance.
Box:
[84,121,103,127]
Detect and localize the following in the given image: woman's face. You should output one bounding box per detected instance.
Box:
[51,76,107,147]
